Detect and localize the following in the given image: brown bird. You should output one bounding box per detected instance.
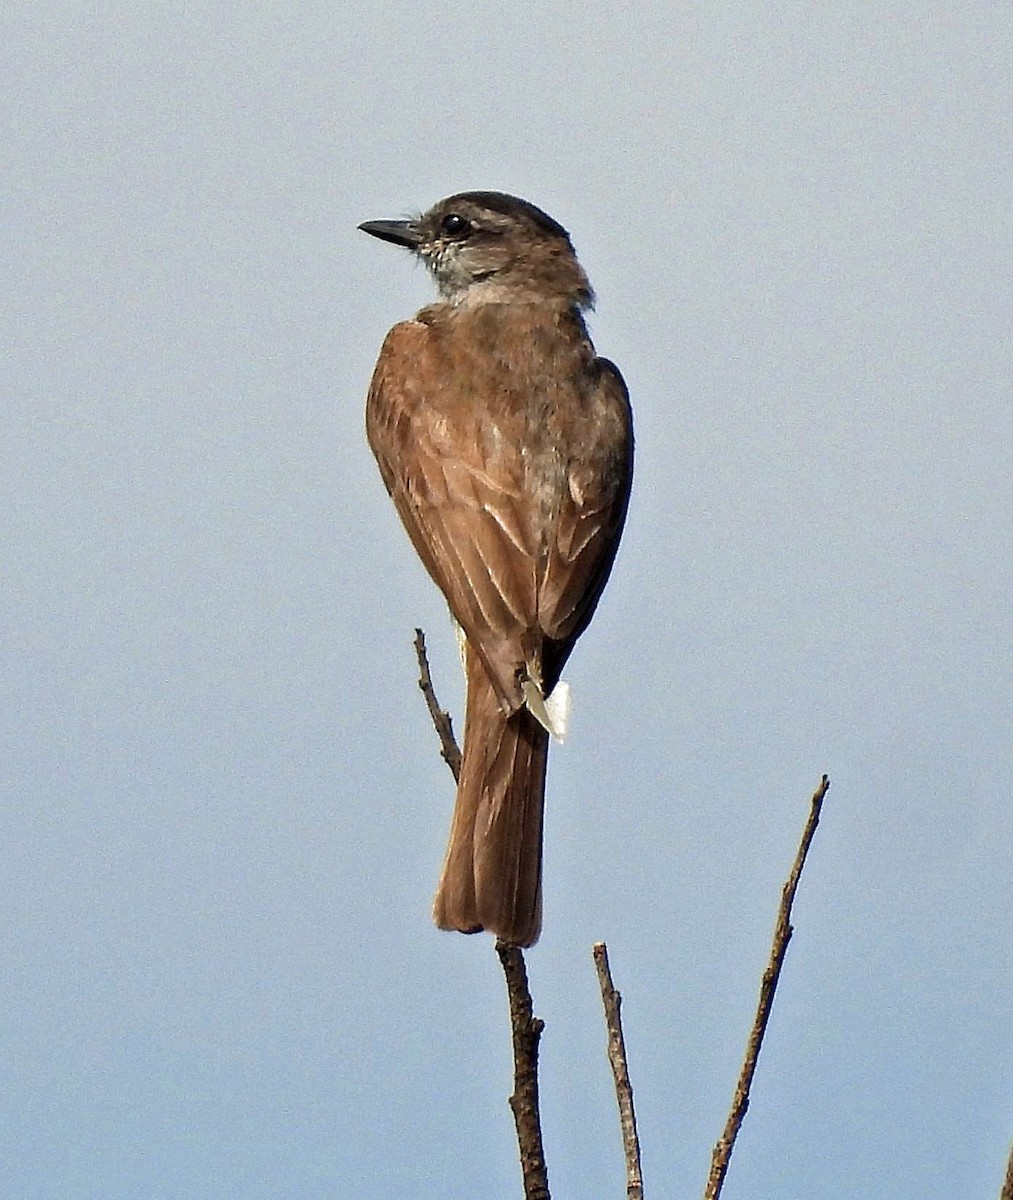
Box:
[360,191,633,946]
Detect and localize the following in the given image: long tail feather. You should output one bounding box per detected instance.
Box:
[432,644,549,947]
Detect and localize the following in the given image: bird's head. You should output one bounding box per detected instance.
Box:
[359,191,594,309]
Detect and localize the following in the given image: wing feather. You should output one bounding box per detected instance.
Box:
[537,360,633,652]
[366,320,543,705]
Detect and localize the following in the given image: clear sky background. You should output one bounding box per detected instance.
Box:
[3,5,1011,1198]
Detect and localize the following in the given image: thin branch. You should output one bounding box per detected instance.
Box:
[413,628,462,782]
[1001,1140,1013,1200]
[497,941,551,1200]
[703,774,831,1200]
[593,942,644,1200]
[411,634,547,1196]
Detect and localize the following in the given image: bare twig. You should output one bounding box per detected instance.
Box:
[497,941,551,1200]
[593,942,644,1200]
[413,628,462,782]
[1001,1140,1013,1200]
[411,633,547,1195]
[703,774,831,1200]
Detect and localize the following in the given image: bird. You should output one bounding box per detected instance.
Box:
[359,191,633,947]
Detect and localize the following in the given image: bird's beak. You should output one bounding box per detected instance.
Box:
[357,218,422,250]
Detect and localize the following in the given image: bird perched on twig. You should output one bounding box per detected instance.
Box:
[360,191,633,947]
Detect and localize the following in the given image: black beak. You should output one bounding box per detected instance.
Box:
[357,218,422,250]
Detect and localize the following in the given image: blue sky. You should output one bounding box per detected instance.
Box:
[3,5,1011,1197]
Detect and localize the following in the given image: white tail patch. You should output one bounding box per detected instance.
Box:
[455,617,572,741]
[453,620,468,679]
[523,678,571,743]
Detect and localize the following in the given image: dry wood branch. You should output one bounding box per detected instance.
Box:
[703,774,831,1200]
[497,941,551,1200]
[1001,1140,1013,1200]
[413,627,462,782]
[411,632,547,1196]
[594,942,644,1200]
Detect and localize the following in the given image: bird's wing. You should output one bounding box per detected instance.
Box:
[365,320,543,709]
[537,358,634,667]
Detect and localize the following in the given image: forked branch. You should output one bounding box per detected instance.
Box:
[412,632,835,1200]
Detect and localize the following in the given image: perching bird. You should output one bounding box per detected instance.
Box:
[360,191,632,946]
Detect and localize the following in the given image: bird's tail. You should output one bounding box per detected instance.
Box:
[433,644,549,947]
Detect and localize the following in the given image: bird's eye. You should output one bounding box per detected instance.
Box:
[440,213,471,237]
